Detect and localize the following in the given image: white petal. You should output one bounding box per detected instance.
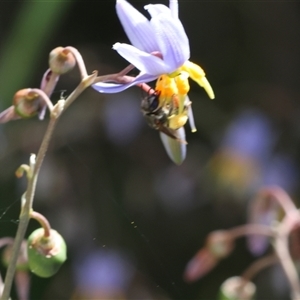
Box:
[160,127,187,165]
[169,0,179,19]
[113,43,168,75]
[150,14,190,72]
[144,4,172,18]
[116,0,159,52]
[92,72,158,93]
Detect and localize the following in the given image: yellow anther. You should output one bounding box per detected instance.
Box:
[175,72,190,95]
[198,76,215,100]
[155,75,178,101]
[181,60,215,99]
[181,60,205,78]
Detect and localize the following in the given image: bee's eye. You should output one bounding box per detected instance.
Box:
[148,94,159,111]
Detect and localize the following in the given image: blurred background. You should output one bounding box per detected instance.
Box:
[1,0,300,299]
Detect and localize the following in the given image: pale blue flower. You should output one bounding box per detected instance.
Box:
[92,0,190,93]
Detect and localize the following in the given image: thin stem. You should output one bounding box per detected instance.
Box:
[0,237,14,286]
[30,211,51,238]
[40,69,60,97]
[65,46,88,79]
[15,271,30,300]
[242,254,278,283]
[258,186,298,215]
[1,70,94,299]
[63,71,98,110]
[92,64,136,85]
[276,233,300,300]
[274,211,300,300]
[228,224,276,240]
[1,60,135,298]
[38,69,60,120]
[117,64,135,77]
[1,116,58,300]
[0,238,14,249]
[30,89,54,112]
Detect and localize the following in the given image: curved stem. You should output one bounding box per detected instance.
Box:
[258,186,298,215]
[30,211,51,238]
[40,69,60,97]
[0,238,14,249]
[30,89,54,112]
[92,64,136,85]
[228,224,276,240]
[63,71,98,110]
[65,46,88,79]
[274,211,300,300]
[242,254,278,283]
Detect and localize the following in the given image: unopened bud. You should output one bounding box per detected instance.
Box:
[49,47,76,74]
[2,241,28,271]
[27,228,67,278]
[13,89,41,118]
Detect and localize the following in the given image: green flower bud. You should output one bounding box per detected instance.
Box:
[1,241,28,271]
[49,47,76,74]
[13,89,41,118]
[27,228,67,278]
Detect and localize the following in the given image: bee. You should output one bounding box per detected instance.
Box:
[141,88,188,143]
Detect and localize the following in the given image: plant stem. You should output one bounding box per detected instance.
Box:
[1,116,58,300]
[241,254,278,283]
[274,211,300,300]
[228,224,276,239]
[30,211,51,238]
[258,186,298,215]
[0,71,97,299]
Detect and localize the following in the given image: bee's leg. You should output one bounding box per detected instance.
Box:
[159,125,187,144]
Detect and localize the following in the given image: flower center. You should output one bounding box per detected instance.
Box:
[153,72,191,130]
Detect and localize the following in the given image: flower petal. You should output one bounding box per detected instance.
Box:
[113,42,169,75]
[160,127,187,165]
[116,0,159,52]
[169,0,179,19]
[149,12,190,72]
[92,72,158,94]
[144,4,172,18]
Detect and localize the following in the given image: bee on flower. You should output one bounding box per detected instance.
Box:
[93,0,215,164]
[140,85,189,143]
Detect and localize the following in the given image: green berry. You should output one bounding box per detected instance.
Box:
[27,228,67,278]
